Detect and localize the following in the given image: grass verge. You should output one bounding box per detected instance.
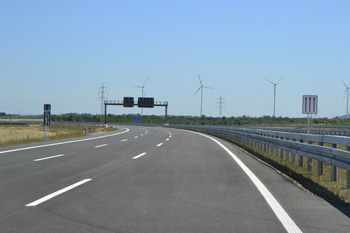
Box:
[0,124,116,147]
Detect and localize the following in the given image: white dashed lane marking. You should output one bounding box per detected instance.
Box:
[132,153,147,160]
[33,154,65,162]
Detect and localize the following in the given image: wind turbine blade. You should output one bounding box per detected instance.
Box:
[342,79,348,88]
[193,86,201,96]
[265,78,275,85]
[143,89,147,97]
[143,78,149,87]
[276,76,283,84]
[203,86,214,89]
[198,74,203,86]
[133,86,142,88]
[344,89,348,100]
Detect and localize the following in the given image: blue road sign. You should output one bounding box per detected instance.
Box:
[134,117,142,123]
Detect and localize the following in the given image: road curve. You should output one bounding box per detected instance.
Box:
[0,126,349,232]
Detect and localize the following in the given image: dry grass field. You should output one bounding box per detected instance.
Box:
[0,124,49,144]
[0,124,116,146]
[0,119,43,122]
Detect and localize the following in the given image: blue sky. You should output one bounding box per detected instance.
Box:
[1,0,349,118]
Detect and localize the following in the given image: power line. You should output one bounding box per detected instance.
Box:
[217,95,225,118]
[97,83,108,121]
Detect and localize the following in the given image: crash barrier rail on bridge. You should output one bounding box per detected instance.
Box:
[168,125,350,188]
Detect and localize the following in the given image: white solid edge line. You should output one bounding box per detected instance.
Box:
[192,131,303,233]
[132,152,147,160]
[0,128,129,155]
[157,143,163,147]
[26,179,91,207]
[95,144,108,148]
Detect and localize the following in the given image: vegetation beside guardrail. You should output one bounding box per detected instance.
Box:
[169,125,350,202]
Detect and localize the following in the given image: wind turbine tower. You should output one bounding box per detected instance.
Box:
[193,74,213,117]
[265,77,283,117]
[133,78,149,115]
[342,79,350,119]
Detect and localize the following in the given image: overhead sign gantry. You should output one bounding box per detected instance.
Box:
[104,97,168,124]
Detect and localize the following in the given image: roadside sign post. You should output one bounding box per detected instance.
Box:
[302,95,318,134]
[43,104,51,140]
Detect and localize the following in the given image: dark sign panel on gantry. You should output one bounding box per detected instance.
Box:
[138,97,154,108]
[123,97,134,107]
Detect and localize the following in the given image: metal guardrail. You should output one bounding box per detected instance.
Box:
[234,125,350,136]
[167,125,350,188]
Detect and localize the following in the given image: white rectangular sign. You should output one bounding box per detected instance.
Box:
[302,95,318,114]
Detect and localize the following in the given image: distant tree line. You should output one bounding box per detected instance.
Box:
[47,113,350,126]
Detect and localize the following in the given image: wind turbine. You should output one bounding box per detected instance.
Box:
[342,79,350,119]
[193,74,213,117]
[133,78,149,115]
[265,76,283,117]
[133,78,148,97]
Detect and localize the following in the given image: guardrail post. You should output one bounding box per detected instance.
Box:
[299,140,304,167]
[307,141,313,171]
[347,146,350,189]
[280,137,284,160]
[318,142,324,176]
[280,148,284,159]
[270,143,273,154]
[262,142,265,151]
[331,143,338,182]
[286,142,290,162]
[285,137,290,162]
[291,139,296,164]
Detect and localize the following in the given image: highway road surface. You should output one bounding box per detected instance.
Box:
[0,126,350,232]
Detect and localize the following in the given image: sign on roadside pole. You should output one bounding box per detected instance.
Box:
[44,104,51,139]
[302,95,318,114]
[302,95,318,134]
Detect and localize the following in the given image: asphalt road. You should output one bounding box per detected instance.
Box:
[0,126,350,232]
